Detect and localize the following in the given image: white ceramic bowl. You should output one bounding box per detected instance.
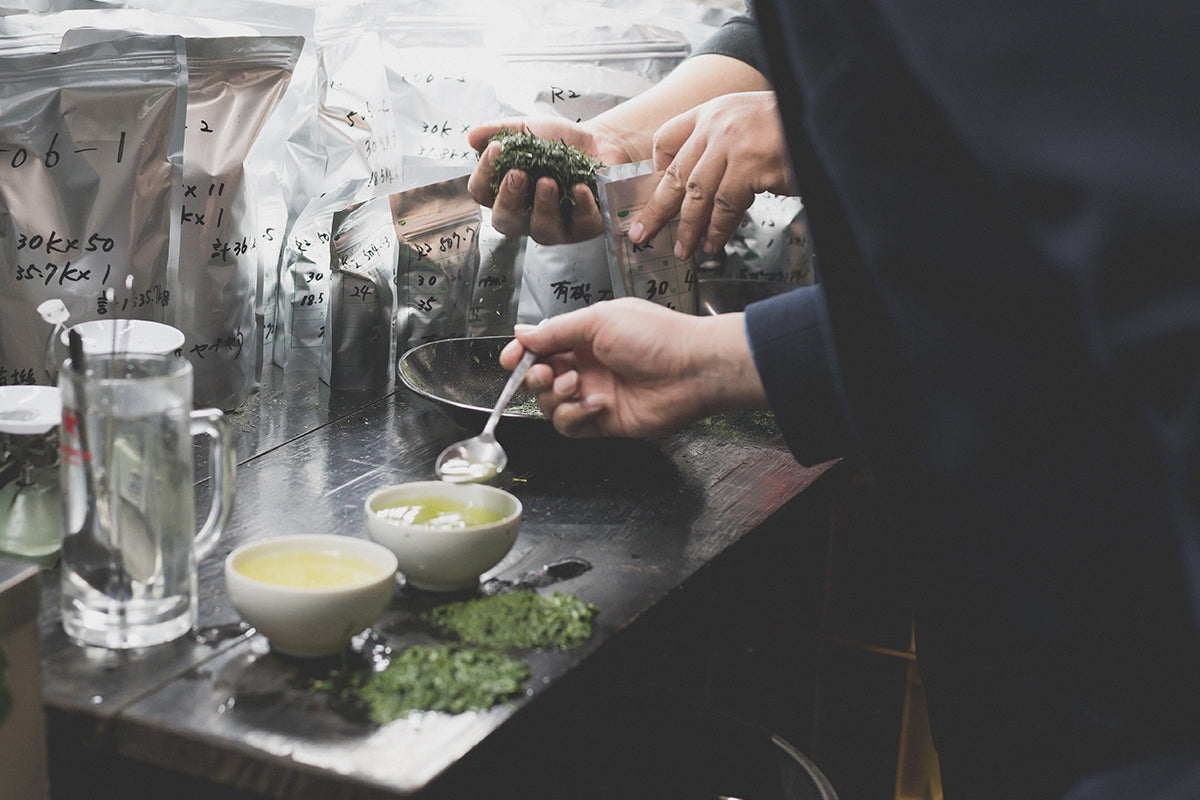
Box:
[0,385,61,435]
[64,319,184,355]
[225,534,398,658]
[364,481,522,592]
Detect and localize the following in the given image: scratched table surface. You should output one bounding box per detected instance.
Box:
[35,364,835,799]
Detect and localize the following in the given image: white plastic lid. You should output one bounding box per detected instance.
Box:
[62,319,185,356]
[0,385,62,435]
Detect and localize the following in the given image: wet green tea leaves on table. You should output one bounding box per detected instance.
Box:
[317,644,529,723]
[309,591,596,721]
[425,590,597,651]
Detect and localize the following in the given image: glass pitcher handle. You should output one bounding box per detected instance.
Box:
[190,408,236,558]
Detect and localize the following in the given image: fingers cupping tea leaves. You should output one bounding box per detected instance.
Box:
[487,130,602,227]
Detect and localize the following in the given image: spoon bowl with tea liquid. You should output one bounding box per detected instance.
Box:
[435,348,537,483]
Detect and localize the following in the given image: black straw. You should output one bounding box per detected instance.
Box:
[63,327,97,549]
[68,328,86,373]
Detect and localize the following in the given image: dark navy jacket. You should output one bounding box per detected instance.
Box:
[702,1,1200,797]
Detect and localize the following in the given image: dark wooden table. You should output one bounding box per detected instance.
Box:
[36,364,836,799]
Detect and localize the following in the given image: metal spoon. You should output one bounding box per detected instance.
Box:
[435,347,537,483]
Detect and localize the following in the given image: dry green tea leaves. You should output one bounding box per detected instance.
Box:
[424,590,597,651]
[487,130,602,227]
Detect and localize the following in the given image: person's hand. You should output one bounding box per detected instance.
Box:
[467,118,634,245]
[499,298,766,439]
[629,91,798,260]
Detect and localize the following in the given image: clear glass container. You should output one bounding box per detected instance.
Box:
[0,386,62,565]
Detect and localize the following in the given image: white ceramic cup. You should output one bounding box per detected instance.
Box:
[364,481,522,592]
[225,534,398,658]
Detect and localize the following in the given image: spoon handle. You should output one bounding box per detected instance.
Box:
[483,347,537,436]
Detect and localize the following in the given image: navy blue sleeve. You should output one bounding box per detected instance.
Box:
[1063,744,1200,800]
[743,283,857,466]
[690,3,769,77]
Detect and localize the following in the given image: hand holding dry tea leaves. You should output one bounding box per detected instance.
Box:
[487,130,603,229]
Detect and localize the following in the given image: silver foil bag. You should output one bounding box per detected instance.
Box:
[323,197,397,390]
[468,208,525,337]
[722,193,817,287]
[252,167,288,381]
[273,205,330,371]
[391,174,481,353]
[597,160,698,314]
[165,35,300,410]
[0,7,260,41]
[61,29,302,409]
[272,20,404,373]
[515,238,614,324]
[312,13,404,197]
[101,0,326,225]
[358,0,507,169]
[0,34,186,387]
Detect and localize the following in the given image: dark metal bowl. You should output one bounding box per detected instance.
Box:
[696,278,798,315]
[398,336,545,428]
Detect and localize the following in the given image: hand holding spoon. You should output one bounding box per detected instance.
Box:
[435,347,537,483]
